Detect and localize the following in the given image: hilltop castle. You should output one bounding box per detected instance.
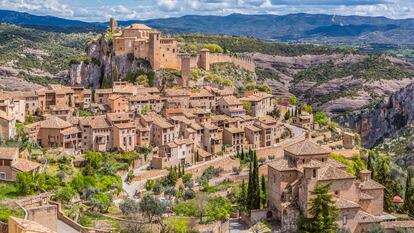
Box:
[109,18,255,86]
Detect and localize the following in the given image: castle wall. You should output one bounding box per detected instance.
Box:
[208,54,256,72]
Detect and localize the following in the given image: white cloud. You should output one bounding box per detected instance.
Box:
[0,0,413,21]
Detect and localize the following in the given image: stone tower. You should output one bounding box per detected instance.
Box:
[109,17,118,31]
[180,55,191,87]
[199,48,210,71]
[149,31,161,70]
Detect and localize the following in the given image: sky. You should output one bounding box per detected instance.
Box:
[1,0,413,22]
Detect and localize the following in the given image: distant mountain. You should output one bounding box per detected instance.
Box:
[1,9,414,44]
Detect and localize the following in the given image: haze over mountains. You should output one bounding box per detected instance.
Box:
[1,9,414,44]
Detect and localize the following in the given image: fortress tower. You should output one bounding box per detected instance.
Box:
[180,55,191,87]
[109,17,118,31]
[149,31,161,70]
[199,48,210,71]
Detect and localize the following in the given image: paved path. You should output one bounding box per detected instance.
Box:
[229,218,248,233]
[57,220,78,233]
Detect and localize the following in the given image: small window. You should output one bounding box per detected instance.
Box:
[313,169,316,178]
[342,215,347,225]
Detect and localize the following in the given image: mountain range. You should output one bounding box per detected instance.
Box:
[1,9,414,44]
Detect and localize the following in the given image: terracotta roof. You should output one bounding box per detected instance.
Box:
[128,24,152,30]
[95,89,113,94]
[284,139,330,156]
[153,118,174,128]
[268,159,297,172]
[220,96,242,106]
[258,115,278,125]
[245,125,261,132]
[302,159,323,168]
[381,220,414,229]
[225,127,245,134]
[359,192,374,200]
[360,179,385,190]
[325,158,348,169]
[334,197,360,209]
[39,117,72,129]
[106,112,131,122]
[60,127,80,135]
[80,115,110,129]
[115,123,136,129]
[12,159,41,172]
[164,88,190,97]
[356,210,381,224]
[392,195,404,203]
[0,110,13,121]
[241,92,273,102]
[317,165,355,181]
[9,216,55,233]
[0,147,19,160]
[197,149,212,158]
[189,89,214,98]
[166,108,184,115]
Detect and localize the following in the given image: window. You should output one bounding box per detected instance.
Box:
[0,172,5,180]
[342,215,347,225]
[313,169,316,178]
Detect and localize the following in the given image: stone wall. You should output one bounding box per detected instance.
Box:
[26,205,57,232]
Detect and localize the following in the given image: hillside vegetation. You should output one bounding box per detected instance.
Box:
[293,56,414,84]
[0,24,96,74]
[181,34,353,57]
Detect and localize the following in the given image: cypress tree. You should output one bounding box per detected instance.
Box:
[404,170,413,214]
[247,160,254,212]
[236,149,240,159]
[238,179,248,213]
[181,164,185,176]
[261,175,267,208]
[252,153,260,209]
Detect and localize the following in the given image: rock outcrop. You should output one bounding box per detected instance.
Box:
[69,36,151,88]
[338,82,414,148]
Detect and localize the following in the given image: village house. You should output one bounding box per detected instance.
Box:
[217,96,246,117]
[202,123,223,155]
[95,89,113,105]
[0,110,16,141]
[164,88,190,109]
[292,111,313,129]
[108,94,129,113]
[8,216,56,233]
[254,115,284,147]
[25,116,80,149]
[0,147,41,181]
[152,138,194,169]
[79,115,112,152]
[267,138,396,233]
[240,91,274,117]
[223,127,246,152]
[189,88,215,110]
[151,116,176,146]
[0,93,26,123]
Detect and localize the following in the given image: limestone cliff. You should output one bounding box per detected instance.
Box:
[69,36,151,88]
[338,82,414,148]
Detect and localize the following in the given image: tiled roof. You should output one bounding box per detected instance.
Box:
[334,197,360,209]
[241,92,273,102]
[268,159,297,172]
[114,123,136,129]
[325,158,348,169]
[302,159,323,168]
[220,96,242,106]
[0,110,13,121]
[128,24,152,30]
[317,165,355,181]
[356,210,382,224]
[381,220,414,229]
[80,115,110,129]
[9,216,55,233]
[39,117,72,129]
[153,118,174,128]
[360,179,385,190]
[106,112,131,122]
[0,147,19,160]
[245,125,261,132]
[12,159,41,172]
[359,192,374,200]
[60,127,80,135]
[284,139,330,156]
[95,89,113,94]
[225,127,245,134]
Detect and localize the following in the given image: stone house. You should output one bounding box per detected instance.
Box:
[79,115,112,152]
[292,111,313,129]
[223,127,245,151]
[254,116,284,147]
[240,92,274,117]
[244,125,262,149]
[189,89,215,111]
[0,147,19,181]
[113,122,136,151]
[95,89,113,105]
[202,123,223,155]
[152,138,194,169]
[267,139,396,233]
[0,110,16,141]
[25,117,80,149]
[217,96,246,117]
[108,94,129,113]
[151,117,176,146]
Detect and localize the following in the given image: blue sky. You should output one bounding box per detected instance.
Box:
[1,0,413,22]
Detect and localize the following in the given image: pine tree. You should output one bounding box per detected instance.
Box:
[300,183,338,232]
[404,169,414,215]
[376,158,393,212]
[261,175,267,208]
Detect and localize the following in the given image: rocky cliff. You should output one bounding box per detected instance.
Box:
[338,82,414,148]
[69,36,151,88]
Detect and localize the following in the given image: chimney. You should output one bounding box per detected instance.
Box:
[359,170,371,182]
[305,130,311,140]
